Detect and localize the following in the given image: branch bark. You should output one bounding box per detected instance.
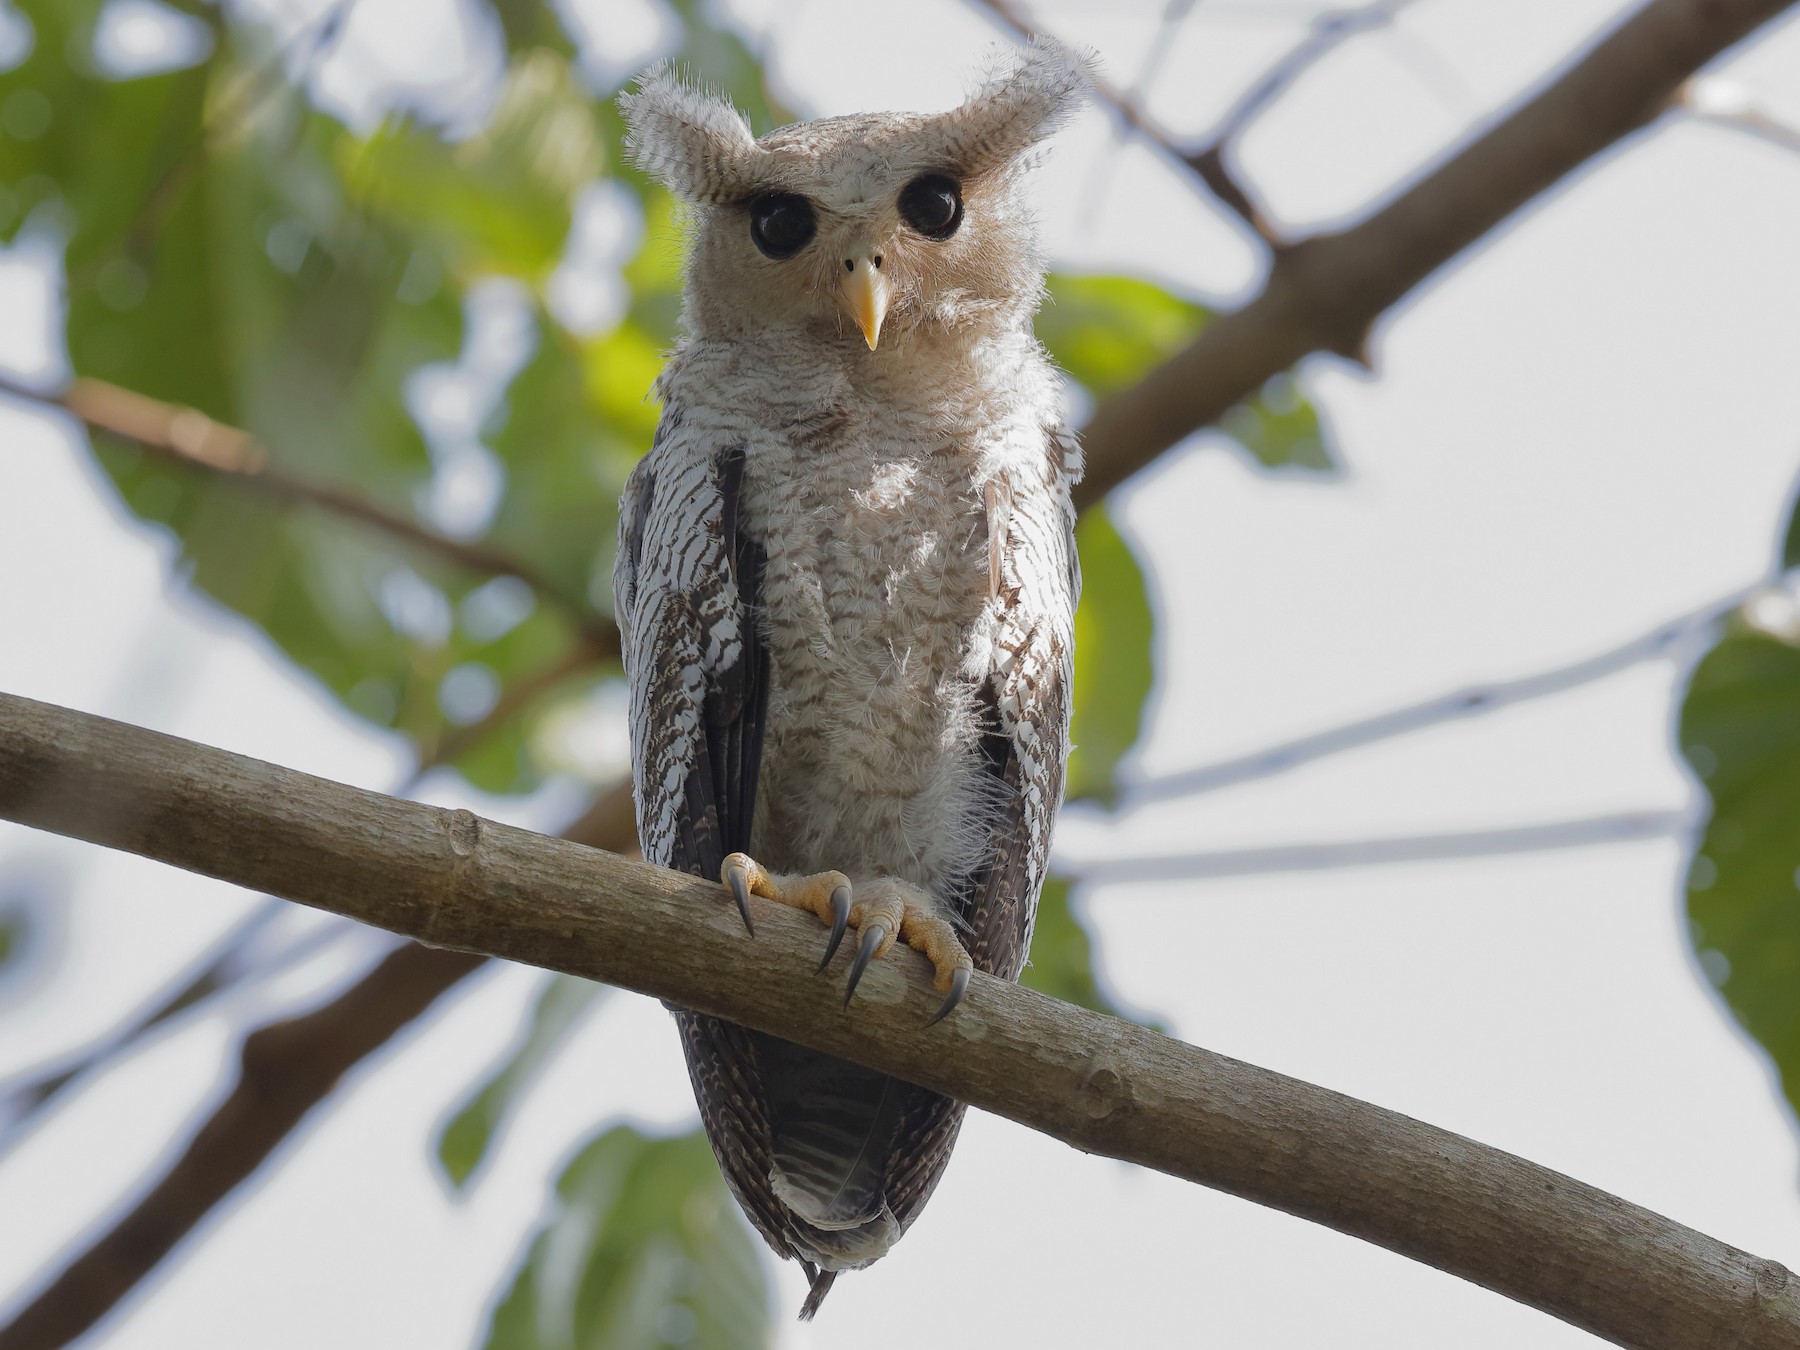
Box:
[1072,0,1800,509]
[1,692,1796,1350]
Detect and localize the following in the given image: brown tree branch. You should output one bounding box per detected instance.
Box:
[0,767,634,1350]
[0,373,620,658]
[1073,0,1800,509]
[1,692,1795,1350]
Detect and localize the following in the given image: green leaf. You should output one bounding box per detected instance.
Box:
[14,20,634,787]
[1040,273,1213,398]
[1066,506,1154,806]
[1223,371,1334,473]
[1678,616,1800,1131]
[437,974,605,1190]
[1039,273,1335,472]
[483,1125,772,1350]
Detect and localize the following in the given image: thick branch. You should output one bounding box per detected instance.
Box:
[0,692,1794,1350]
[1073,0,1799,509]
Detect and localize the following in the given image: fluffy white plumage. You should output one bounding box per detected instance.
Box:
[613,40,1090,1317]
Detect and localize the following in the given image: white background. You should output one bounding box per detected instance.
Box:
[4,0,1800,1345]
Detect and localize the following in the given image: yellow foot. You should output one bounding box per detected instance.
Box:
[840,880,974,1025]
[718,856,973,1024]
[720,853,850,948]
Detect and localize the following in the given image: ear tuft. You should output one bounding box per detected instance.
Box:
[618,65,766,204]
[940,37,1097,174]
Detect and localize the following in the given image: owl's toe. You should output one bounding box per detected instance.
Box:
[832,883,974,1023]
[816,882,852,974]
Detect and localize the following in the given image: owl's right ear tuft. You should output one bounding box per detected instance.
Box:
[618,66,765,204]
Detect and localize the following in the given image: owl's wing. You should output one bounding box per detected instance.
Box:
[615,423,766,892]
[616,415,825,1273]
[954,425,1082,982]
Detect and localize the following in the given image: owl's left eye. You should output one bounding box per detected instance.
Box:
[749,193,817,260]
[898,174,963,240]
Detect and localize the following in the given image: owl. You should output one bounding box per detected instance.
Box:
[613,40,1091,1319]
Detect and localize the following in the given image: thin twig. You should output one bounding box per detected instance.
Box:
[970,0,1265,231]
[1188,0,1421,244]
[0,692,1794,1350]
[970,0,1418,247]
[0,903,360,1153]
[0,373,619,657]
[1063,809,1689,885]
[1129,584,1756,803]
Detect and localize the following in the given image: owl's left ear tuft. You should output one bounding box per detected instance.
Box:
[618,65,767,204]
[940,37,1099,175]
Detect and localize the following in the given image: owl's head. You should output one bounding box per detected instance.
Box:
[619,40,1093,352]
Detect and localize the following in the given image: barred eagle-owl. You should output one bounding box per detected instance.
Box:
[613,39,1091,1318]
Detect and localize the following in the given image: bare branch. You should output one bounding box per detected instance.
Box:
[967,0,1280,238]
[0,692,1793,1350]
[0,768,634,1350]
[1063,810,1689,885]
[0,373,620,658]
[1074,0,1800,507]
[971,0,1417,247]
[1130,584,1754,803]
[0,900,354,1152]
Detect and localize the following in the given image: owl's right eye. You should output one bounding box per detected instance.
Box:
[749,193,817,260]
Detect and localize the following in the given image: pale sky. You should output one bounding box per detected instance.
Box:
[4,0,1800,1346]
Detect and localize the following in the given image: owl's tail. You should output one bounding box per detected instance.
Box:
[798,1265,837,1320]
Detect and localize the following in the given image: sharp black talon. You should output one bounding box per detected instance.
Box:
[844,922,886,1006]
[816,884,851,974]
[924,967,970,1026]
[726,864,756,937]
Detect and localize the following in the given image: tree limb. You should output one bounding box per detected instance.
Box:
[1072,0,1800,509]
[1128,583,1755,803]
[1,692,1795,1350]
[1065,809,1689,884]
[0,765,634,1350]
[0,373,619,658]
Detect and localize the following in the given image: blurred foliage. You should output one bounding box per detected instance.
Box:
[0,0,1346,1333]
[1679,605,1800,1128]
[438,973,607,1190]
[484,1125,770,1350]
[1064,507,1153,808]
[1041,273,1334,473]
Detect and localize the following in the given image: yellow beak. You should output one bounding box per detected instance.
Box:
[840,255,889,350]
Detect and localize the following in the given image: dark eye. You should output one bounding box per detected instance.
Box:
[749,193,816,260]
[898,174,962,240]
